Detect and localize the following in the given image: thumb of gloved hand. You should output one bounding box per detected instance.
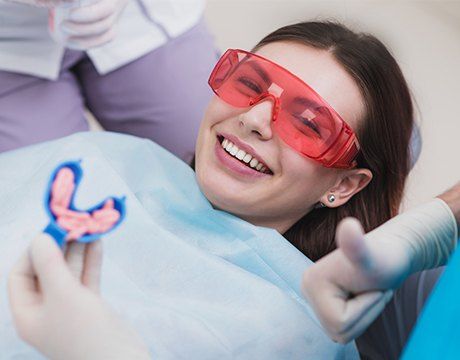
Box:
[8,233,76,312]
[336,218,374,269]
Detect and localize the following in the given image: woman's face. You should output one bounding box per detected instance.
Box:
[195,41,366,232]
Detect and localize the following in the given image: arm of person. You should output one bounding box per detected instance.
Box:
[8,233,151,360]
[301,182,460,344]
[438,182,460,229]
[357,183,460,358]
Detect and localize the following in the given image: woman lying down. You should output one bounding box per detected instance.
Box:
[3,21,459,359]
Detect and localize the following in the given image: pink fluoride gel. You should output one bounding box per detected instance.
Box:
[50,167,120,242]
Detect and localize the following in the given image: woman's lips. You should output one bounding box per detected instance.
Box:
[214,139,271,179]
[219,133,271,170]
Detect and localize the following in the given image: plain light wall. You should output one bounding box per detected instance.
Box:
[204,0,460,209]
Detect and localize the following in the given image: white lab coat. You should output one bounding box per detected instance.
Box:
[0,0,205,80]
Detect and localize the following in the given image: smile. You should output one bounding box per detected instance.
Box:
[217,135,273,175]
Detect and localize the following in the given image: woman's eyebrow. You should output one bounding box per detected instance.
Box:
[292,96,323,109]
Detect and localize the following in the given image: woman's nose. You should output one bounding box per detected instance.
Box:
[238,98,275,140]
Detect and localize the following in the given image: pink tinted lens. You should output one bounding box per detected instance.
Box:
[209,50,270,107]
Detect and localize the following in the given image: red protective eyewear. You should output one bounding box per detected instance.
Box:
[208,49,360,169]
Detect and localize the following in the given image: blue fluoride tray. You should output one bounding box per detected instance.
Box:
[43,160,126,247]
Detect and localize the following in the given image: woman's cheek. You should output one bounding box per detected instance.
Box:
[207,99,245,127]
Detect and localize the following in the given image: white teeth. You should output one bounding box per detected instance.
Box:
[242,153,252,163]
[236,149,246,160]
[220,137,269,174]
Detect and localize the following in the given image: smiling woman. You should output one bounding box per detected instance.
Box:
[195,22,412,251]
[5,20,431,360]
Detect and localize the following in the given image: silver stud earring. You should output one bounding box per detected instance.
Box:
[328,194,336,203]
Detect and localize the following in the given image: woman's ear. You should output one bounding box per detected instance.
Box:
[320,169,373,208]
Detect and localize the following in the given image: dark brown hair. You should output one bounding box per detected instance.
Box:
[254,21,414,261]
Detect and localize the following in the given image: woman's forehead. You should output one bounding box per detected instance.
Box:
[254,41,366,130]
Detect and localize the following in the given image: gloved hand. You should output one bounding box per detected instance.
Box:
[59,0,129,49]
[8,233,150,360]
[6,0,77,8]
[302,194,458,344]
[302,218,399,344]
